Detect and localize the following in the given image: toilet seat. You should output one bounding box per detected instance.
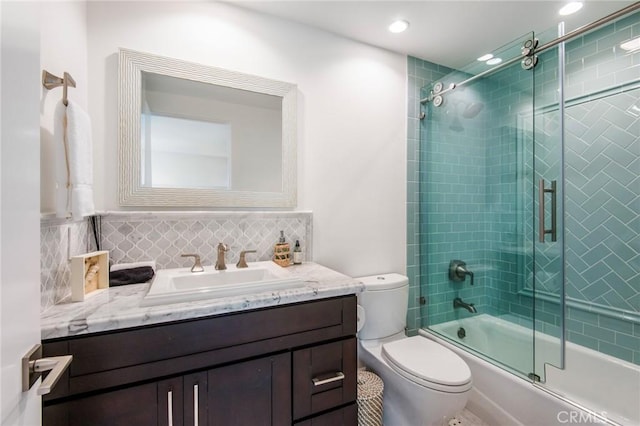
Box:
[382,336,472,393]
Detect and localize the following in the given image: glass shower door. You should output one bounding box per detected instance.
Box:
[419,32,550,379]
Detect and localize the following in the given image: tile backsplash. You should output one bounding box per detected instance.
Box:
[41,211,312,312]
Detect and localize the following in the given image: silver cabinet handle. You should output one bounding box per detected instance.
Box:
[312,371,345,386]
[193,384,199,426]
[22,344,72,396]
[168,389,174,426]
[538,179,557,242]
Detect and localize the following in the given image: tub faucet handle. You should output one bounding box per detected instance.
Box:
[449,260,474,285]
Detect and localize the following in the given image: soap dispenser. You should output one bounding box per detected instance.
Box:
[273,230,291,267]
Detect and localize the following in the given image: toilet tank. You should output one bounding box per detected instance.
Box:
[357,273,409,340]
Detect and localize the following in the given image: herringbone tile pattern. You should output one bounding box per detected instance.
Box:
[564,90,639,311]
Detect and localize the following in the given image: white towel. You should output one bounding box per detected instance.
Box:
[54,100,95,221]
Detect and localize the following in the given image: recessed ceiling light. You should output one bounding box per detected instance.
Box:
[477,54,494,62]
[486,57,503,65]
[559,2,583,16]
[620,36,640,52]
[388,20,409,33]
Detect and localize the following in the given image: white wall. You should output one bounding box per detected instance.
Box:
[40,1,88,213]
[82,1,407,277]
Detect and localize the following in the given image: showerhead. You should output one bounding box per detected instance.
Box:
[462,102,484,119]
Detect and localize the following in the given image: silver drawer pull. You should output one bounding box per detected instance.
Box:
[312,372,345,387]
[194,384,199,426]
[168,389,174,426]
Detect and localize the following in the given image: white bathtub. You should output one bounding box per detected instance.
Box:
[422,314,639,426]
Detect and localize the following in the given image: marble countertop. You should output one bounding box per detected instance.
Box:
[41,262,364,340]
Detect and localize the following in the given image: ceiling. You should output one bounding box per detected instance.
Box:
[234,1,636,69]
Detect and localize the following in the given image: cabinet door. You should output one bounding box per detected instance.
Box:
[208,353,291,425]
[43,382,158,426]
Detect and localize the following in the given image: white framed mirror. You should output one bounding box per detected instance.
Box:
[118,48,297,207]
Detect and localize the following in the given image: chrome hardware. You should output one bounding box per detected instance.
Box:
[194,384,199,426]
[312,371,345,387]
[449,260,474,285]
[181,253,204,273]
[22,344,72,395]
[521,38,539,56]
[215,242,229,270]
[433,95,444,107]
[236,250,257,268]
[522,55,539,70]
[433,81,444,94]
[521,38,539,70]
[453,297,477,313]
[457,327,466,339]
[168,389,174,426]
[538,179,557,242]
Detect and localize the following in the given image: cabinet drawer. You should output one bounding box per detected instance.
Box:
[293,337,357,420]
[294,403,357,426]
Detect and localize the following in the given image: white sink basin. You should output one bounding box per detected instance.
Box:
[141,261,303,306]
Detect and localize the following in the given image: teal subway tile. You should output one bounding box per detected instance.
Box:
[615,332,640,352]
[599,315,634,334]
[583,324,616,344]
[598,341,634,363]
[568,332,600,351]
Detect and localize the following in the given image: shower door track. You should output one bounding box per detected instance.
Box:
[420,1,640,104]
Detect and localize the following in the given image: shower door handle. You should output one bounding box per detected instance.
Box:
[538,179,557,242]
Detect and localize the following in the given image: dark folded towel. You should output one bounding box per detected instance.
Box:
[109,266,155,287]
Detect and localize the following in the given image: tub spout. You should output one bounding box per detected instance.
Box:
[453,297,477,313]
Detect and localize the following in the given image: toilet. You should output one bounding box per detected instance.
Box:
[357,273,472,426]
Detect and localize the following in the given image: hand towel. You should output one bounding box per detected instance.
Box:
[54,99,95,221]
[110,260,157,273]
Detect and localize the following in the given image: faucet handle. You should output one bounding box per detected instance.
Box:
[236,250,257,268]
[181,254,204,273]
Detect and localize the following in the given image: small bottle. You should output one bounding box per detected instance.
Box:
[293,240,303,265]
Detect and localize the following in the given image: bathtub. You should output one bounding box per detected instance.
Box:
[421,314,639,426]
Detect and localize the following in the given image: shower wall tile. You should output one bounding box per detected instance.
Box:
[41,211,312,312]
[406,56,453,335]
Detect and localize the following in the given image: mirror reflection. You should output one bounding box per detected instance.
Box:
[140,72,283,192]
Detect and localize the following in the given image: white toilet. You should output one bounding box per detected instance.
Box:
[357,273,472,426]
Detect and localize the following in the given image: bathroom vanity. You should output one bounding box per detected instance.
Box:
[40,263,362,426]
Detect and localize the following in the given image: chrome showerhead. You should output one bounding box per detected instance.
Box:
[462,102,484,119]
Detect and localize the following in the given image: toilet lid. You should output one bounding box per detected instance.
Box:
[382,336,471,389]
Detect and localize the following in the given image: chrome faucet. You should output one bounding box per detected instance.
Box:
[215,243,229,270]
[181,254,204,273]
[453,297,477,313]
[236,250,257,268]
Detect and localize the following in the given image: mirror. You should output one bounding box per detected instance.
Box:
[119,48,297,207]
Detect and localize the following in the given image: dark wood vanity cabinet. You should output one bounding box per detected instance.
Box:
[42,295,357,426]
